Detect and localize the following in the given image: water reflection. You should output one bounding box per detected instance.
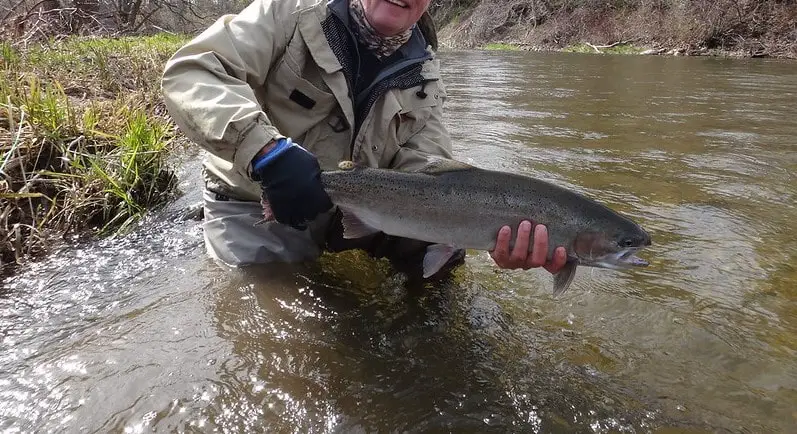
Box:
[205,262,668,432]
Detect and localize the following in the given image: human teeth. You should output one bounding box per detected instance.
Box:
[386,0,407,6]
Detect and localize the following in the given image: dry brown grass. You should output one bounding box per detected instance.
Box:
[0,34,188,278]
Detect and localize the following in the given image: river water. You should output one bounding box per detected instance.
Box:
[1,51,796,432]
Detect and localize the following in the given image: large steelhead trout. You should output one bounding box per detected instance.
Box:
[259,158,651,295]
[314,159,651,295]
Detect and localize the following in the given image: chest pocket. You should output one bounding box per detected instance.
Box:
[365,78,444,167]
[394,79,442,142]
[263,35,337,139]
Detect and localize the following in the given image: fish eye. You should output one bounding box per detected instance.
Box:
[620,238,635,247]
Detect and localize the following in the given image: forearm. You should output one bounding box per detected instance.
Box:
[162,68,280,178]
[253,138,279,162]
[161,0,290,180]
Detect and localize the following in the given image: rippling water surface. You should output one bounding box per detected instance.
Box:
[2,51,796,432]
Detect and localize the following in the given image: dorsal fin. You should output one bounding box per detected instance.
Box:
[415,157,476,175]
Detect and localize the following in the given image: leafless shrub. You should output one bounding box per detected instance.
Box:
[436,0,555,47]
[435,0,797,57]
[1,0,247,43]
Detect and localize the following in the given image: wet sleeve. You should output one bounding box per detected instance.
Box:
[161,0,293,180]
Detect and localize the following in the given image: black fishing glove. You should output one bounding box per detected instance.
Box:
[251,138,333,230]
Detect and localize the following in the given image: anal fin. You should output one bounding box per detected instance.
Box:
[422,244,459,278]
[552,261,578,297]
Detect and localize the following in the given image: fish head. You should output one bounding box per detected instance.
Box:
[570,220,651,270]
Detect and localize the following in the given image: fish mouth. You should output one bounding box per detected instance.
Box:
[581,247,649,270]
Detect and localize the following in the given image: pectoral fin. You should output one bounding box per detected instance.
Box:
[340,208,381,239]
[255,198,275,226]
[422,244,459,278]
[552,261,578,297]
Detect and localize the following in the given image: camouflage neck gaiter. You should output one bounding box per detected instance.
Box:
[348,0,413,59]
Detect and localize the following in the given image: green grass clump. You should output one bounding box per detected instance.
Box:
[562,43,593,54]
[0,34,189,275]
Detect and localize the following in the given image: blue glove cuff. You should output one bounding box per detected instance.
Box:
[252,138,292,173]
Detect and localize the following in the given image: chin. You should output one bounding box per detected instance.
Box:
[371,19,399,33]
[378,26,405,36]
[370,12,413,35]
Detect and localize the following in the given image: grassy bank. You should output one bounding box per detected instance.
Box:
[0,34,189,277]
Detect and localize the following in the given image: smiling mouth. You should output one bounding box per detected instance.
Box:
[385,0,408,7]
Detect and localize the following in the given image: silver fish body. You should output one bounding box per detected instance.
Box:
[318,159,651,295]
